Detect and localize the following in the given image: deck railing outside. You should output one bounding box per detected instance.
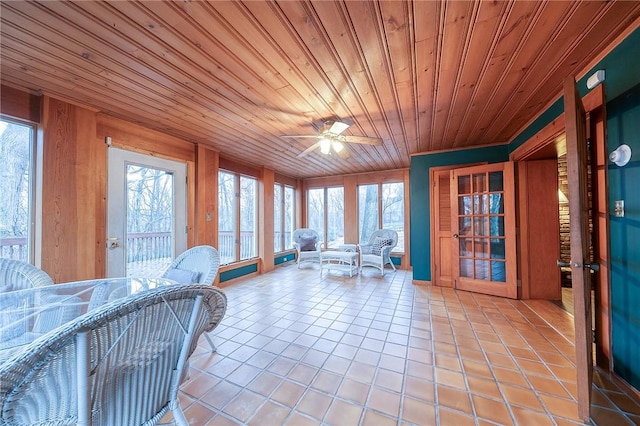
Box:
[0,237,27,261]
[2,230,292,267]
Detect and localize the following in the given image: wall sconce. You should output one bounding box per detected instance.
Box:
[609,144,632,167]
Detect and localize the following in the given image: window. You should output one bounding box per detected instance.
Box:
[358,182,404,252]
[307,186,344,249]
[274,183,295,252]
[218,171,257,264]
[0,118,36,262]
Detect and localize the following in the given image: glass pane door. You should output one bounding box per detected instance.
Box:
[452,162,516,298]
[125,165,174,277]
[107,148,186,278]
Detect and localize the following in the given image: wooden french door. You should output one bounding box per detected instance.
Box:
[564,76,594,422]
[450,162,517,298]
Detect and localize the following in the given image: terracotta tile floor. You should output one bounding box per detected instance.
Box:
[167,265,640,425]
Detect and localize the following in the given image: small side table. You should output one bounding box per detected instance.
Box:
[339,244,357,253]
[321,250,359,277]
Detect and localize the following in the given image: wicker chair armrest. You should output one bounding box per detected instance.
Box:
[358,244,374,255]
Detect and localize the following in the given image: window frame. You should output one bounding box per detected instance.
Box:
[274,182,295,253]
[218,169,258,265]
[306,185,344,249]
[0,116,40,264]
[357,181,405,253]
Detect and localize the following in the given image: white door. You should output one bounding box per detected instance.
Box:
[107,148,187,278]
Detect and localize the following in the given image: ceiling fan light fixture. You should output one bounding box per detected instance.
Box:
[320,138,331,154]
[332,141,344,153]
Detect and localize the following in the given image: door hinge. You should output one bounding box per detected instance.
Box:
[185,226,188,234]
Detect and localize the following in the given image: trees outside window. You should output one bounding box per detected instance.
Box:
[307,188,325,247]
[218,171,257,264]
[326,187,344,248]
[0,119,35,261]
[240,176,257,260]
[274,183,295,252]
[307,187,344,249]
[359,182,404,252]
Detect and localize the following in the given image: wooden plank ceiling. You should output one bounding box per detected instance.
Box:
[1,1,638,179]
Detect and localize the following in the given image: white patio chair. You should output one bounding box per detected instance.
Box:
[162,245,221,352]
[358,229,398,276]
[0,284,227,426]
[0,259,54,291]
[292,228,322,269]
[162,245,220,286]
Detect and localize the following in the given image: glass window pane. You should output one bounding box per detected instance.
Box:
[458,196,471,215]
[473,173,486,192]
[0,120,33,262]
[274,184,282,252]
[284,186,294,250]
[490,238,506,259]
[491,260,506,282]
[459,237,472,256]
[490,216,504,237]
[489,171,503,192]
[459,217,472,236]
[240,176,257,260]
[474,217,488,236]
[358,184,378,244]
[126,165,174,276]
[382,182,404,253]
[327,187,344,248]
[475,260,489,280]
[458,175,471,194]
[460,258,473,278]
[218,171,236,264]
[307,188,325,247]
[475,238,489,258]
[490,193,504,214]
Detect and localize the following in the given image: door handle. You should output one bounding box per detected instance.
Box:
[453,233,459,239]
[557,259,599,272]
[106,237,121,249]
[584,262,600,272]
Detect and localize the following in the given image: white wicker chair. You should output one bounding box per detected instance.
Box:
[0,284,227,426]
[292,228,322,269]
[0,259,54,291]
[162,245,221,352]
[162,245,220,286]
[358,229,398,276]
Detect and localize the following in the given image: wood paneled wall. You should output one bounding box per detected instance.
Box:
[41,97,105,282]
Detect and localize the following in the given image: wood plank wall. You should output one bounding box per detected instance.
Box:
[41,97,105,282]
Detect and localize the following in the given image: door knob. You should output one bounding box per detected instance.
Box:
[584,262,600,272]
[453,233,459,239]
[106,237,121,249]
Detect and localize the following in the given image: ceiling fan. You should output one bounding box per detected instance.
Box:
[281,120,382,158]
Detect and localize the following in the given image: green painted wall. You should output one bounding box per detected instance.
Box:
[607,82,640,389]
[219,262,258,283]
[275,252,296,265]
[409,145,509,281]
[410,27,640,389]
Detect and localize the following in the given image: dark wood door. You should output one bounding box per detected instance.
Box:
[564,75,593,422]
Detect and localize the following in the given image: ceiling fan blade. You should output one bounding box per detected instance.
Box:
[328,121,350,135]
[333,142,350,159]
[297,141,321,158]
[340,135,382,145]
[281,135,320,139]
